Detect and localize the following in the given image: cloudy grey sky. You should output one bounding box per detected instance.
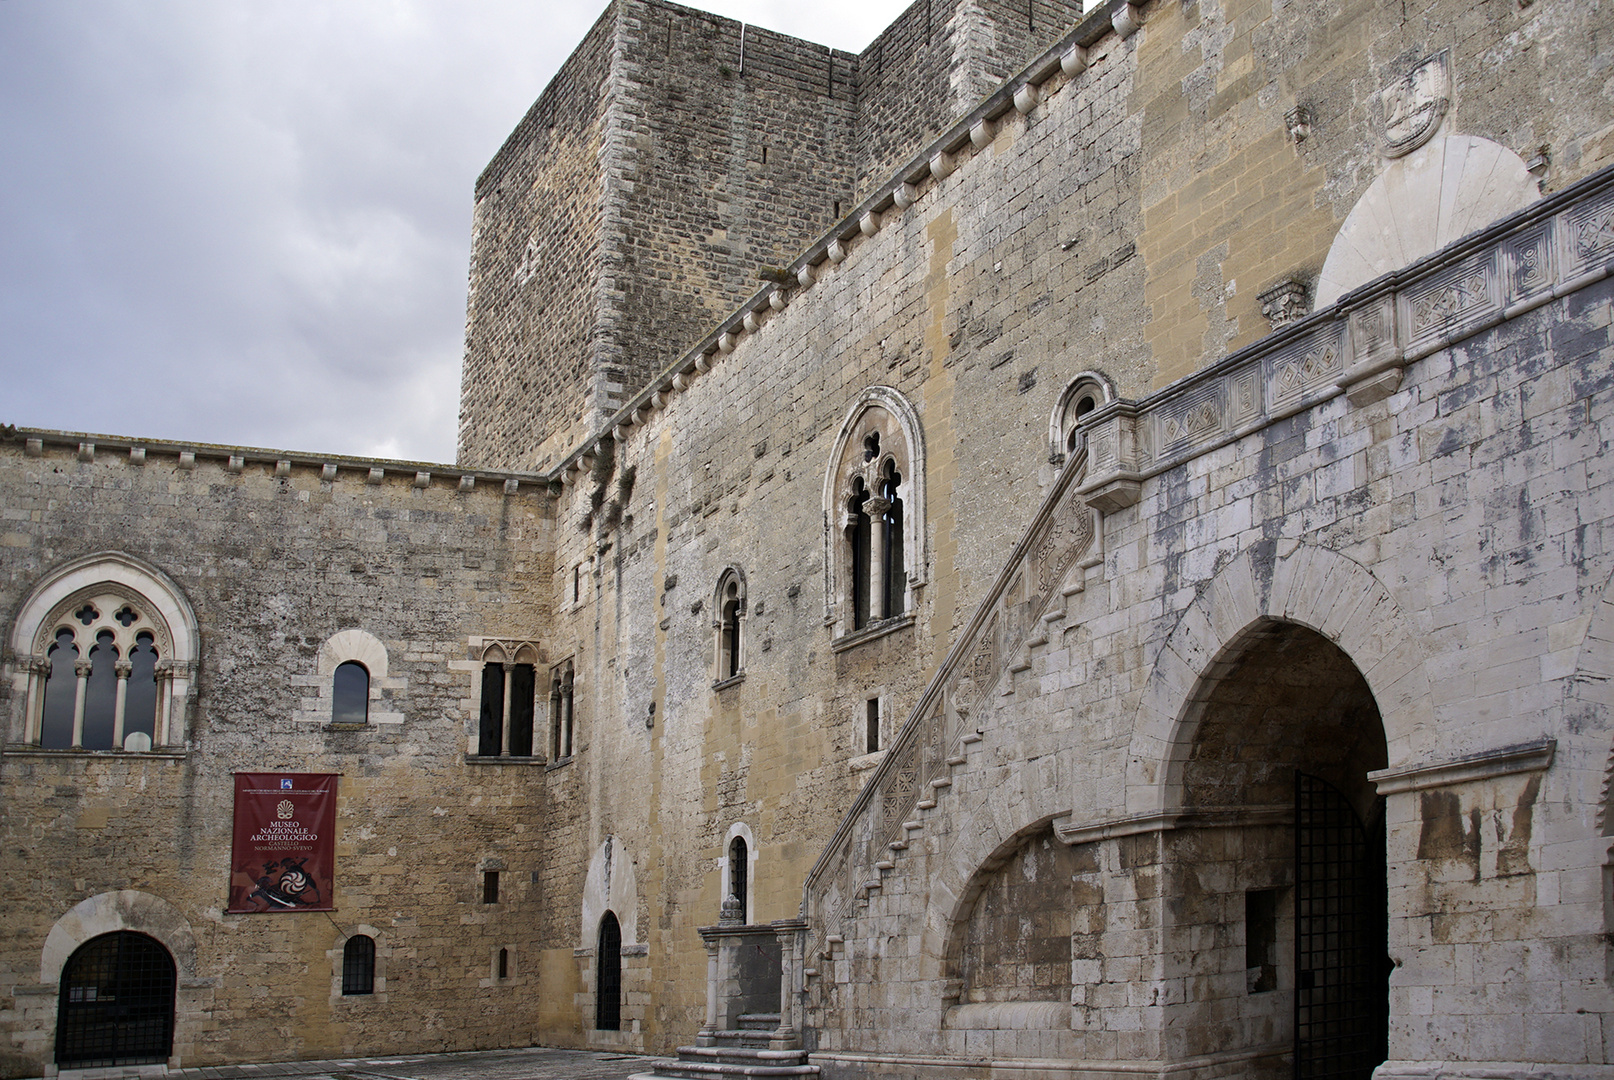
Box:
[0,0,905,464]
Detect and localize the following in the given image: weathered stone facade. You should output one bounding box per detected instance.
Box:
[4,0,1614,1078]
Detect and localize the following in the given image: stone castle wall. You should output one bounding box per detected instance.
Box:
[0,440,557,1074]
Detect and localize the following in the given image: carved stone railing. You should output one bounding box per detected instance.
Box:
[800,160,1614,967]
[1077,162,1614,512]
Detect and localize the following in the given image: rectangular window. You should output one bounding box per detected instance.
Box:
[1246,887,1278,993]
[866,698,881,753]
[483,870,500,905]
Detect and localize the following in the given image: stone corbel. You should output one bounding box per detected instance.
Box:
[1075,402,1143,513]
[1337,292,1403,405]
[1112,3,1142,38]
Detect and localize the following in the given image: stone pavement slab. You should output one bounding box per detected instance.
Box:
[156,1047,667,1080]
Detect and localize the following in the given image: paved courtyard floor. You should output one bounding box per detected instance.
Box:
[155,1047,665,1080]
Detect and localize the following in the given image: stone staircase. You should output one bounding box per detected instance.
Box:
[629,1014,819,1079]
[801,444,1101,972]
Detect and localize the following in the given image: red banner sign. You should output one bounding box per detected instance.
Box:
[227,773,338,913]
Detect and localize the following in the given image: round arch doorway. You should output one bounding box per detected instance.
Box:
[1171,620,1390,1080]
[56,931,176,1068]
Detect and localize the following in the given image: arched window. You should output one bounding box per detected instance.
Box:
[714,569,746,683]
[342,935,375,996]
[721,823,757,924]
[331,661,369,725]
[1050,371,1115,466]
[596,911,622,1031]
[824,388,925,636]
[12,555,196,752]
[296,629,404,727]
[550,659,575,760]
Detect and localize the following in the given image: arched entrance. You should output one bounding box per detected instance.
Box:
[1169,621,1389,1080]
[56,931,176,1068]
[596,911,621,1031]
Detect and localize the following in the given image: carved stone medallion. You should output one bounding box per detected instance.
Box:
[1379,52,1450,158]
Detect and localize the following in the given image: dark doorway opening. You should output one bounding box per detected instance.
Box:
[1295,772,1389,1080]
[1176,620,1390,1079]
[56,931,176,1068]
[596,911,622,1030]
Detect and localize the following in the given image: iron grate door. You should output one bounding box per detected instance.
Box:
[56,931,176,1068]
[596,913,622,1031]
[1294,773,1388,1080]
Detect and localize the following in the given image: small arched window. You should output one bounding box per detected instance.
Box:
[1050,372,1115,466]
[342,935,375,995]
[714,570,746,683]
[331,661,369,725]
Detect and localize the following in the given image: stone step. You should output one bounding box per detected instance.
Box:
[737,1013,780,1030]
[630,1043,819,1079]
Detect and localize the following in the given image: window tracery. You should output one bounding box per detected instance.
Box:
[824,388,925,637]
[9,555,196,752]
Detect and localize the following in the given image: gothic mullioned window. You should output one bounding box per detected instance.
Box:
[10,554,197,752]
[477,642,538,757]
[824,388,925,638]
[713,569,746,683]
[549,659,575,761]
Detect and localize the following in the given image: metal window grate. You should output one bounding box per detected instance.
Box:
[342,935,375,996]
[1294,772,1388,1080]
[56,932,176,1068]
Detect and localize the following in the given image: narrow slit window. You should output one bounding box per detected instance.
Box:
[497,947,509,980]
[728,836,748,920]
[483,870,500,904]
[1246,888,1278,994]
[866,698,881,753]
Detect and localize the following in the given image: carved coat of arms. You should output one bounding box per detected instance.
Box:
[1379,52,1450,157]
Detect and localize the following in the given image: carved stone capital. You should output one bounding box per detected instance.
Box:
[114,661,133,678]
[1259,279,1309,329]
[73,660,94,678]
